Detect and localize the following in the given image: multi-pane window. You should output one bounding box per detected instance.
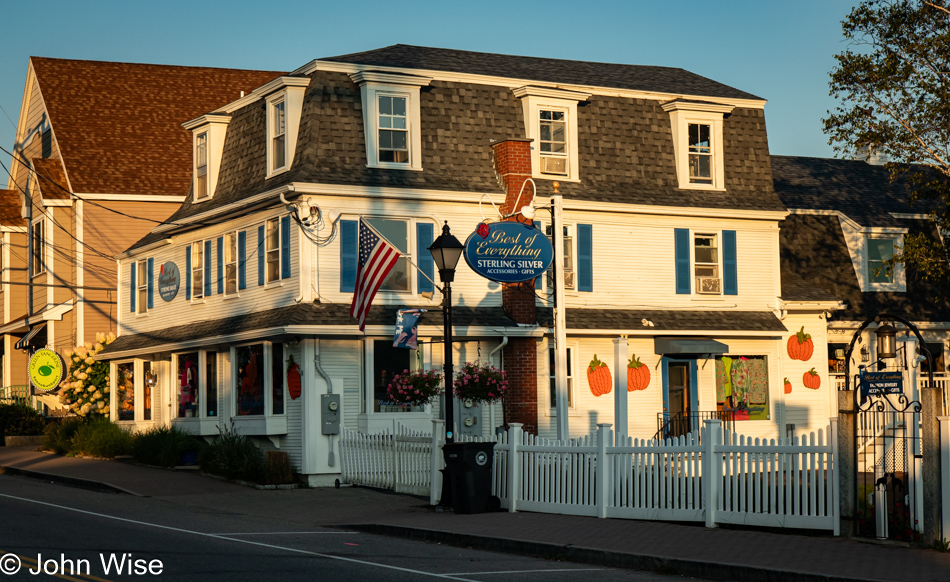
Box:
[688,123,713,184]
[31,220,45,276]
[137,261,148,314]
[236,344,265,416]
[117,362,134,421]
[868,238,895,283]
[196,132,208,198]
[539,109,568,175]
[266,218,280,283]
[545,224,575,290]
[192,243,204,299]
[549,346,574,408]
[365,218,409,291]
[378,95,408,163]
[694,233,721,294]
[225,232,238,295]
[271,99,286,170]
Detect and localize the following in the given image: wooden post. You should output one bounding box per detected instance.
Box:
[508,423,523,513]
[703,419,722,528]
[430,419,444,506]
[596,423,612,518]
[837,390,856,537]
[939,415,949,542]
[922,384,944,545]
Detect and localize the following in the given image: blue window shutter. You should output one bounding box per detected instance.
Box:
[723,230,737,295]
[675,228,690,295]
[340,220,358,293]
[204,240,212,297]
[238,231,247,290]
[216,237,224,294]
[129,262,136,313]
[577,224,593,292]
[147,258,154,309]
[185,245,192,300]
[534,220,543,290]
[281,215,291,280]
[257,225,265,286]
[416,222,434,294]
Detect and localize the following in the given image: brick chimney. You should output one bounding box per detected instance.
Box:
[491,138,539,434]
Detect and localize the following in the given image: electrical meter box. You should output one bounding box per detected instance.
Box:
[321,394,341,435]
[455,397,482,438]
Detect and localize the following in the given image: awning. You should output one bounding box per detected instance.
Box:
[654,337,728,357]
[15,322,47,350]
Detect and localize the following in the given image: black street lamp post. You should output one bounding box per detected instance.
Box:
[428,221,464,444]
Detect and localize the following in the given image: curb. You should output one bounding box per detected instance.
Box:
[0,465,144,497]
[343,524,880,582]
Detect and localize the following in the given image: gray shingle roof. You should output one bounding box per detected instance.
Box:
[101,303,519,355]
[781,271,839,303]
[537,309,787,332]
[321,44,763,101]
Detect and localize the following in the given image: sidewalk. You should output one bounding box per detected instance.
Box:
[1,445,948,582]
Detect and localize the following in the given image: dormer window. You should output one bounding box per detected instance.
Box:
[513,86,590,182]
[867,237,895,283]
[270,98,287,171]
[350,71,430,171]
[195,132,209,199]
[662,100,733,191]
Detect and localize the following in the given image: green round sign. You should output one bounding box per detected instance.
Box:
[29,348,66,392]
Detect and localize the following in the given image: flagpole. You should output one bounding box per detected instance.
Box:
[359,215,443,293]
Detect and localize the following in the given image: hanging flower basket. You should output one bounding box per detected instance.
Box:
[453,362,508,404]
[386,369,443,407]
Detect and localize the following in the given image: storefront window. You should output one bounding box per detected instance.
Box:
[715,355,769,421]
[177,353,199,418]
[143,362,154,421]
[206,351,218,417]
[236,344,265,416]
[117,362,134,421]
[272,344,284,415]
[828,343,847,374]
[373,340,422,412]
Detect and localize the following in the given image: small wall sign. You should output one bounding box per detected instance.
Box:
[29,348,66,392]
[463,222,554,284]
[158,262,180,302]
[862,370,903,395]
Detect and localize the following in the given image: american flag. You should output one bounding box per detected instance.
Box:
[350,219,401,331]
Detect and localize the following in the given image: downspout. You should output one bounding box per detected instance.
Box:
[488,337,508,434]
[313,341,335,466]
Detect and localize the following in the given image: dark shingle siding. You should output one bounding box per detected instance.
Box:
[321,44,762,101]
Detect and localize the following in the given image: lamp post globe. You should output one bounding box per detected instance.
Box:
[875,322,897,360]
[429,221,464,443]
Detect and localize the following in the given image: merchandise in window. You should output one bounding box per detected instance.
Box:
[378,95,408,163]
[867,238,895,283]
[272,343,284,415]
[373,340,423,412]
[548,346,574,408]
[539,109,568,175]
[827,343,847,374]
[365,218,409,291]
[143,362,154,421]
[196,132,208,198]
[177,352,199,418]
[137,262,148,314]
[688,123,712,184]
[192,243,204,299]
[117,362,134,421]
[715,355,769,421]
[272,100,286,169]
[266,219,280,283]
[206,351,218,417]
[225,233,238,295]
[236,344,265,416]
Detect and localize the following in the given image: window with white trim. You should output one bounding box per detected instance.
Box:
[688,123,713,185]
[378,95,409,163]
[234,342,286,417]
[867,237,895,283]
[31,219,45,277]
[545,224,576,290]
[351,71,430,171]
[195,132,209,199]
[539,108,568,176]
[365,218,409,292]
[514,86,589,181]
[265,218,280,283]
[224,232,238,295]
[269,98,287,172]
[693,233,721,294]
[192,242,204,300]
[549,346,574,409]
[136,261,148,314]
[662,101,733,190]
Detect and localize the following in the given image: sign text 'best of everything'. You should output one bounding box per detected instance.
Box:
[463,222,554,284]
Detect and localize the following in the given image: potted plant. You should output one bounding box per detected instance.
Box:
[386,369,443,407]
[453,362,508,405]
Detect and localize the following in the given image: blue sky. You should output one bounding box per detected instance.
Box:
[0,0,856,174]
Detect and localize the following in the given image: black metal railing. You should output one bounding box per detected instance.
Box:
[654,410,734,441]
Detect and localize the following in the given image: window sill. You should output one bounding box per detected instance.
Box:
[532,174,580,183]
[366,162,423,172]
[172,417,222,436]
[678,184,726,192]
[193,195,213,204]
[191,298,207,305]
[230,415,287,436]
[264,280,284,290]
[223,293,241,301]
[266,166,290,180]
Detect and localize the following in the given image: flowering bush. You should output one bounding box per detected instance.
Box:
[58,332,115,417]
[386,369,443,406]
[453,362,508,404]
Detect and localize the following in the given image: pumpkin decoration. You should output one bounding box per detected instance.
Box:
[784,377,792,394]
[626,354,650,391]
[787,326,814,361]
[287,355,302,400]
[587,354,612,397]
[803,368,821,390]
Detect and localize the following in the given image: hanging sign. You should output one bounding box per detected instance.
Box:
[28,348,66,392]
[463,222,554,284]
[394,309,426,349]
[158,262,181,302]
[862,370,903,395]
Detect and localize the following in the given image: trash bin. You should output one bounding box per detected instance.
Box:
[441,441,495,514]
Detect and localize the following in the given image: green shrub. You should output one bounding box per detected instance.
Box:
[43,417,85,454]
[132,426,204,467]
[70,417,133,458]
[200,427,264,483]
[0,403,46,443]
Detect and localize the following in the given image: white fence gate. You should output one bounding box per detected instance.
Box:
[339,424,435,496]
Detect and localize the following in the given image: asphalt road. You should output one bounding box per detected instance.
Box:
[0,474,706,582]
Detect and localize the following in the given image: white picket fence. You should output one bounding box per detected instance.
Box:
[339,418,839,533]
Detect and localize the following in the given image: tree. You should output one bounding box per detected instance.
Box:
[824,0,950,283]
